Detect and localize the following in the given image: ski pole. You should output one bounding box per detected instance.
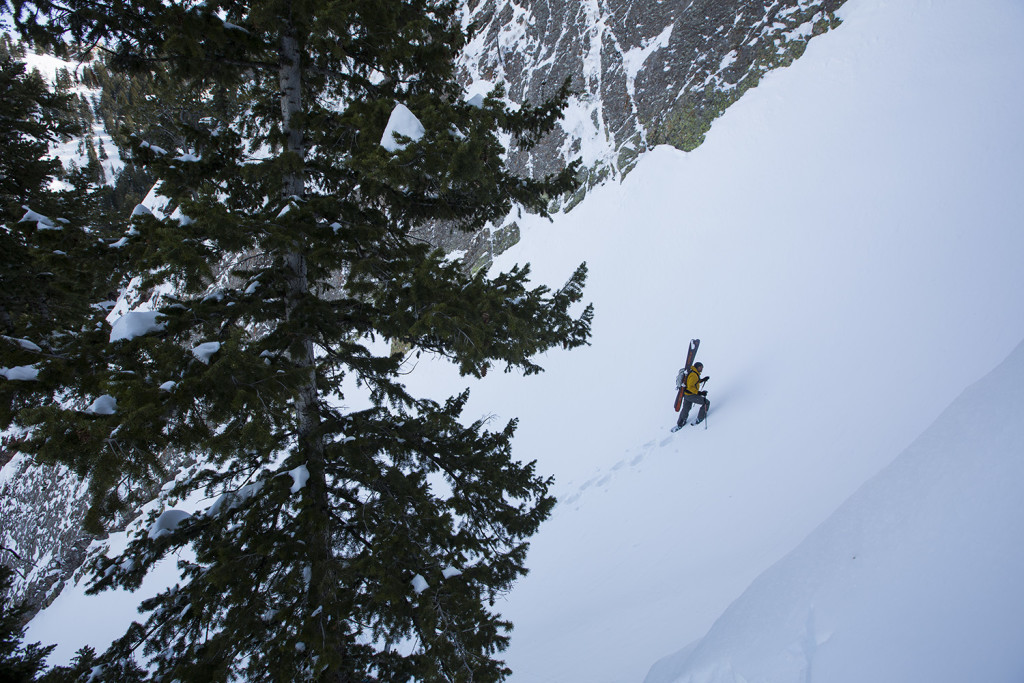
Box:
[702,378,710,430]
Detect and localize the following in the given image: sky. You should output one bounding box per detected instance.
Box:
[18,0,1024,679]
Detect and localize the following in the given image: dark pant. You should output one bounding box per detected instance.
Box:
[677,394,709,426]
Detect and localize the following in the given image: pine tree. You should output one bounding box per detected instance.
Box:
[0,51,120,435]
[7,0,592,680]
[87,53,250,227]
[0,566,53,682]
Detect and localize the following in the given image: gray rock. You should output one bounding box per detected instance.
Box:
[459,0,846,207]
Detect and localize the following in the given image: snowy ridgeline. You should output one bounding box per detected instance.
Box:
[645,339,1024,683]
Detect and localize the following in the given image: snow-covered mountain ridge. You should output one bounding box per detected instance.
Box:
[9,0,1024,679]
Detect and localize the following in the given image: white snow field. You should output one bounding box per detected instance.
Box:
[405,0,1024,680]
[643,339,1024,683]
[21,0,1024,679]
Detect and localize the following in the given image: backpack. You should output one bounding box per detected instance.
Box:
[675,368,686,390]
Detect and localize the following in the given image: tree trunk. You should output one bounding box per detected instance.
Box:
[279,24,347,682]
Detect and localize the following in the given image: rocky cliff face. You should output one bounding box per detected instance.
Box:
[436,0,845,271]
[464,0,845,186]
[2,0,845,618]
[1,447,93,613]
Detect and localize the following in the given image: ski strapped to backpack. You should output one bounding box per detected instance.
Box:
[674,338,700,412]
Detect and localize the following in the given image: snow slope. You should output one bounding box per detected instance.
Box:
[644,338,1024,683]
[403,0,1024,680]
[22,0,1024,678]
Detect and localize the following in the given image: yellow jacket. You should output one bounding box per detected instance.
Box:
[684,366,703,395]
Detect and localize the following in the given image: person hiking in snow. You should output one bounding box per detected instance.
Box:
[673,361,709,431]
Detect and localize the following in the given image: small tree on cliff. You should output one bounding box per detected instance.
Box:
[6,0,591,680]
